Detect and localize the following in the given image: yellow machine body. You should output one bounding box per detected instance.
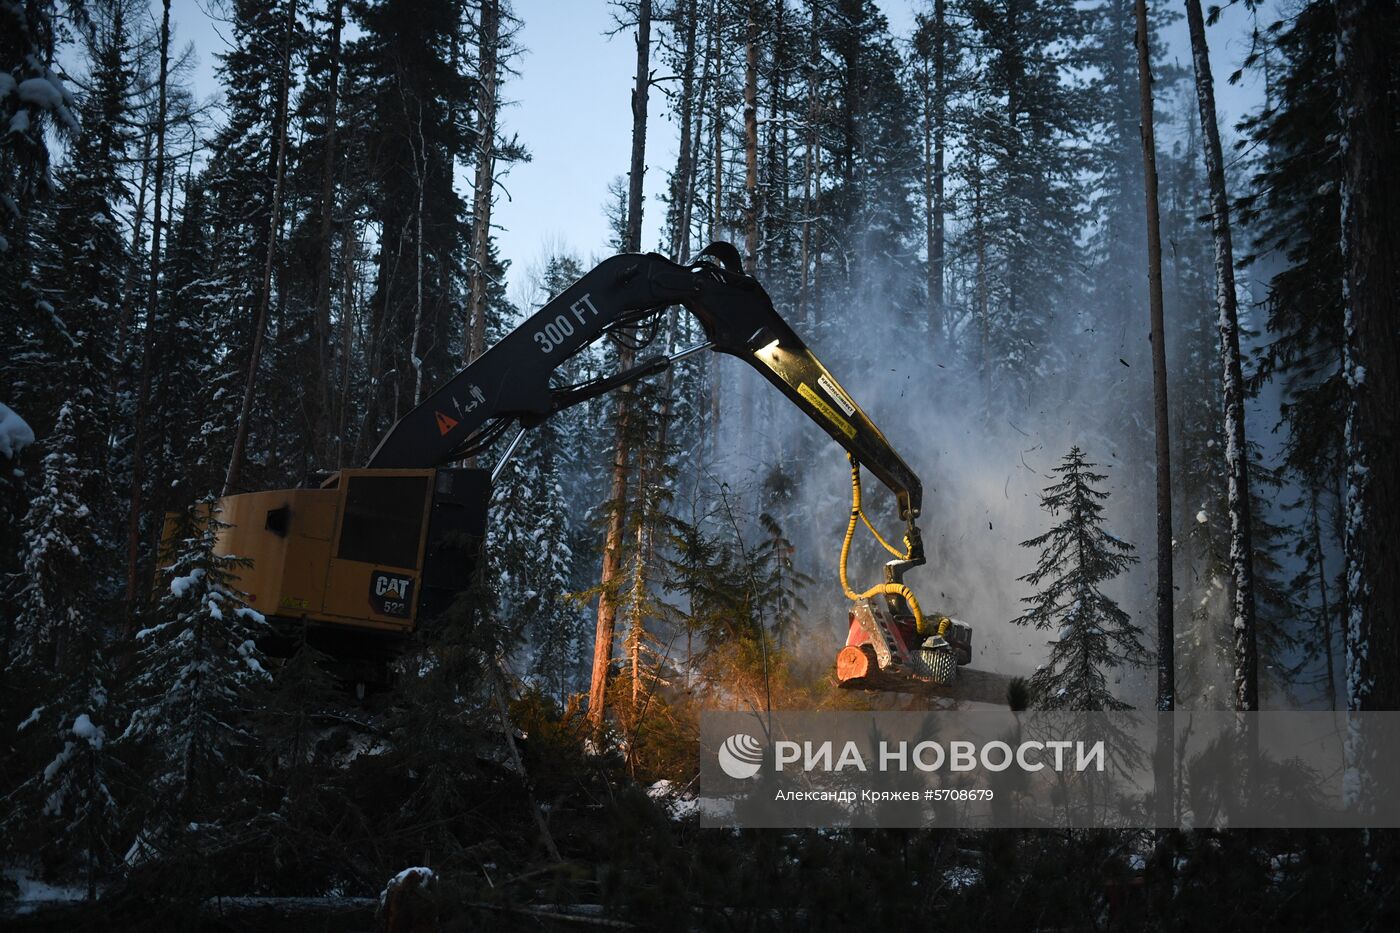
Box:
[161,467,490,660]
[211,469,435,634]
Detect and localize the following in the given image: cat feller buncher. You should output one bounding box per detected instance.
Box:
[181,242,976,695]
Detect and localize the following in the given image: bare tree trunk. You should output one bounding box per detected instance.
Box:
[625,0,651,255]
[468,0,500,364]
[223,0,299,496]
[408,107,427,403]
[123,0,171,623]
[708,0,724,450]
[1136,0,1174,828]
[1339,0,1400,713]
[739,0,759,442]
[931,0,947,330]
[311,0,343,466]
[916,0,948,339]
[1310,490,1336,710]
[111,124,152,444]
[974,172,988,369]
[335,219,361,468]
[1184,0,1257,711]
[588,0,651,736]
[667,0,700,261]
[742,0,759,272]
[797,1,819,326]
[762,0,785,283]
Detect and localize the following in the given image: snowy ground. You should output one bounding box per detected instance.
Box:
[2,868,93,915]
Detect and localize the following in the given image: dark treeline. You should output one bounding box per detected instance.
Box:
[1,0,1397,927]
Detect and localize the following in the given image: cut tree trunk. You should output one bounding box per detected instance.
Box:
[836,645,1017,707]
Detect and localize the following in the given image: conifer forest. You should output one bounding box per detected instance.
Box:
[2,0,1398,928]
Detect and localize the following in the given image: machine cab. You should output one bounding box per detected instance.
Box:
[169,467,490,652]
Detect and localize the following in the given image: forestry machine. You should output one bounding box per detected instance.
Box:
[186,243,973,693]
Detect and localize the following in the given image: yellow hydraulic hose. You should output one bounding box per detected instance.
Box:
[839,456,950,640]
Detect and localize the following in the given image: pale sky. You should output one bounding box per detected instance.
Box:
[167,0,1273,302]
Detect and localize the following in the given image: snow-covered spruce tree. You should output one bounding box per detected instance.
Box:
[486,253,592,703]
[121,500,269,846]
[489,419,587,703]
[4,403,120,895]
[11,403,98,674]
[1013,447,1147,710]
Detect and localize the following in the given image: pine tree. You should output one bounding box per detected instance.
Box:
[909,0,967,341]
[351,0,474,454]
[819,0,920,311]
[960,0,1089,398]
[1013,447,1147,710]
[47,2,134,468]
[121,501,270,841]
[1235,1,1346,706]
[0,0,77,267]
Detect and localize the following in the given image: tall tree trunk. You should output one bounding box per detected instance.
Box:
[335,219,361,468]
[123,0,171,623]
[111,124,152,446]
[468,0,500,364]
[311,0,343,466]
[667,0,699,261]
[797,0,819,326]
[931,0,946,328]
[762,0,785,283]
[408,110,427,403]
[708,0,725,450]
[739,0,759,442]
[1136,0,1173,826]
[223,0,299,496]
[625,0,651,256]
[588,0,651,736]
[917,0,948,340]
[1339,0,1400,713]
[742,0,759,272]
[1311,490,1336,710]
[1184,0,1257,710]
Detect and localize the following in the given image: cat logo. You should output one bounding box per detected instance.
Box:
[369,571,414,619]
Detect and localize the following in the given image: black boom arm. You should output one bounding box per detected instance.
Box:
[365,245,923,522]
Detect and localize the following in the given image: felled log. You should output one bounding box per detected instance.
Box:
[836,644,1017,706]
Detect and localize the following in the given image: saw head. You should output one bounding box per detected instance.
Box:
[836,596,973,694]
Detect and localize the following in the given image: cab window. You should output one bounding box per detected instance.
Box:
[337,475,429,569]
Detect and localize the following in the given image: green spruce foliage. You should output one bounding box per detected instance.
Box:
[1013,446,1146,710]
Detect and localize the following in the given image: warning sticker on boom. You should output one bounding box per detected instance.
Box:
[817,373,858,417]
[799,383,856,439]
